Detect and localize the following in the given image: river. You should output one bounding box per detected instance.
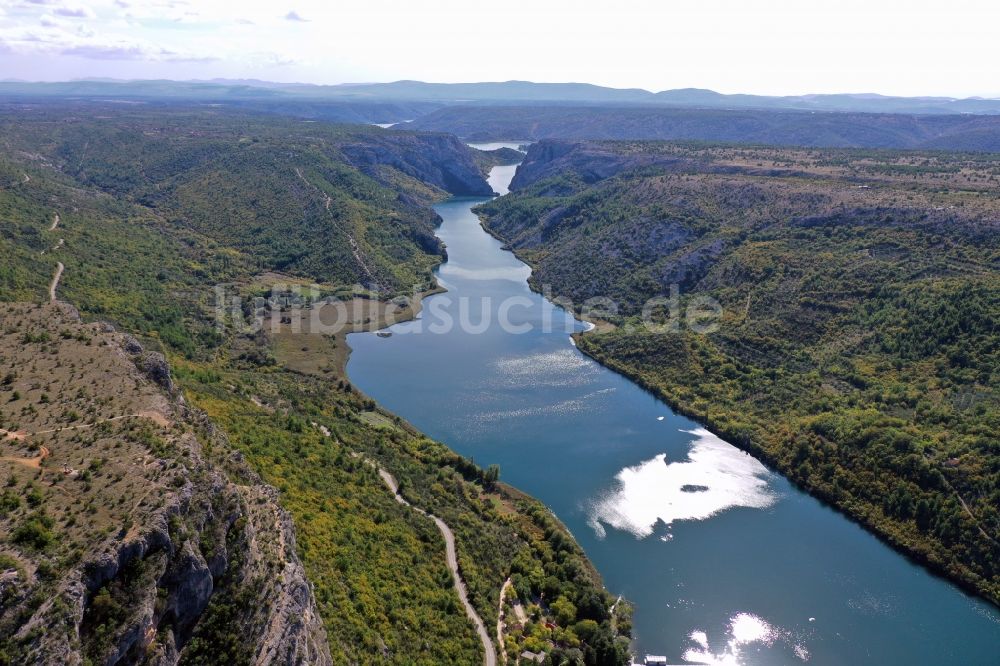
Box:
[347,150,1000,664]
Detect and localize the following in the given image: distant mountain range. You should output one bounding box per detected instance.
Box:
[2,78,999,115]
[5,78,1000,151]
[402,105,1000,152]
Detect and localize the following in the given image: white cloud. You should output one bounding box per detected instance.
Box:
[0,0,998,96]
[60,42,155,59]
[247,50,297,67]
[0,20,214,62]
[54,4,96,18]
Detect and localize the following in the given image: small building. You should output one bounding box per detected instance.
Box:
[644,657,668,666]
[520,650,545,663]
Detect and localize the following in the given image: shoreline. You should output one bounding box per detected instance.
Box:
[339,283,446,374]
[359,172,1000,615]
[568,322,1000,612]
[469,177,1000,611]
[341,164,1000,664]
[473,207,618,335]
[268,283,447,379]
[342,179,635,660]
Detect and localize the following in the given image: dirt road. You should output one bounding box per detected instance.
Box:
[48,262,64,302]
[0,445,49,469]
[375,466,497,666]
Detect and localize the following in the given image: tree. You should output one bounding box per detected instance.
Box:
[483,464,500,490]
[550,595,577,626]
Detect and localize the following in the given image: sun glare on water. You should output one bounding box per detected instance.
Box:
[682,612,811,664]
[588,428,777,538]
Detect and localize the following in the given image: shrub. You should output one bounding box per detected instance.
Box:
[11,512,55,549]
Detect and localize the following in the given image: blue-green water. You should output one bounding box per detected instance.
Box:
[347,160,1000,664]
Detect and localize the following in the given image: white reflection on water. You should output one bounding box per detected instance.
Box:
[682,613,810,664]
[473,388,616,422]
[493,348,597,388]
[588,428,777,539]
[440,264,533,282]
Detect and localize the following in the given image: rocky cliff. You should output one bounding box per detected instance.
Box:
[340,131,495,196]
[0,303,331,666]
[509,140,690,191]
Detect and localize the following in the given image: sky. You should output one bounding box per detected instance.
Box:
[0,0,998,97]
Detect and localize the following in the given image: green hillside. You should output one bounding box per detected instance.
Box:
[0,108,630,664]
[477,140,1000,604]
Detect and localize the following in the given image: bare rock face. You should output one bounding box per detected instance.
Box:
[509,140,688,191]
[121,334,144,355]
[162,540,215,637]
[0,304,331,666]
[242,484,332,666]
[136,351,174,393]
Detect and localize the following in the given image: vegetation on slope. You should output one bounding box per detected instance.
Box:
[0,105,496,294]
[177,312,631,664]
[0,106,493,353]
[477,140,1000,604]
[0,107,631,664]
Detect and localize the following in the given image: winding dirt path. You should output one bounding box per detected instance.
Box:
[1,412,169,477]
[41,239,64,256]
[48,262,64,302]
[375,465,496,666]
[952,485,998,547]
[1,412,169,443]
[497,578,512,663]
[33,411,169,436]
[924,452,998,547]
[293,167,382,291]
[0,445,49,469]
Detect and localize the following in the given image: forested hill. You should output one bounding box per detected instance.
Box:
[477,140,1000,605]
[1,105,490,298]
[0,107,633,664]
[404,105,1000,152]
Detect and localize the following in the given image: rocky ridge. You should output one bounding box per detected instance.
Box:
[0,303,330,665]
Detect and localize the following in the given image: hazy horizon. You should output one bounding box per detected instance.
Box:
[2,75,999,101]
[1,0,998,98]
